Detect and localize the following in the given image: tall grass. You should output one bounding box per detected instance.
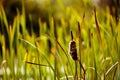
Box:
[0,1,120,80]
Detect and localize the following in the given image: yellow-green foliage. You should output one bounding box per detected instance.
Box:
[0,1,120,80]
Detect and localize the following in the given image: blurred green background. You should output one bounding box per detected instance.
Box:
[0,0,120,80]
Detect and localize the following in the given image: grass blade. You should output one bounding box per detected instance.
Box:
[19,38,55,72]
[105,61,119,77]
[56,40,74,74]
[78,21,82,79]
[26,61,49,66]
[94,8,102,47]
[35,42,42,80]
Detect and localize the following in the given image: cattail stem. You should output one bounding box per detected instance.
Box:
[78,59,86,80]
[71,31,73,41]
[74,61,78,80]
[78,21,82,79]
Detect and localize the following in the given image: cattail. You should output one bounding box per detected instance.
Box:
[69,31,78,61]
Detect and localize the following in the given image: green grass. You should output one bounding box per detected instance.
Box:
[0,1,120,80]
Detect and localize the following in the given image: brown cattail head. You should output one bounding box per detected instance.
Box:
[69,41,78,60]
[69,31,78,61]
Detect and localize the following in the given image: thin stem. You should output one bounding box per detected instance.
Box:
[35,42,42,80]
[78,59,86,80]
[56,40,74,74]
[26,61,49,66]
[78,21,82,79]
[74,61,78,80]
[71,31,73,41]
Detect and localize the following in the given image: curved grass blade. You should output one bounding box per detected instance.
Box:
[105,61,119,77]
[19,38,55,73]
[56,40,74,74]
[26,61,49,66]
[94,8,102,47]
